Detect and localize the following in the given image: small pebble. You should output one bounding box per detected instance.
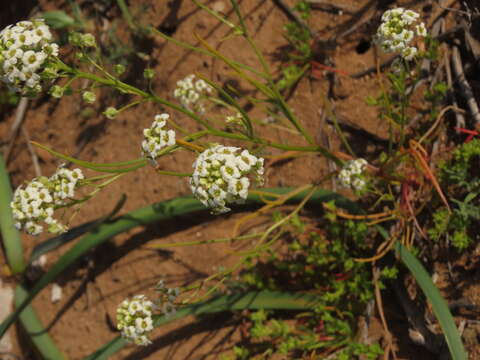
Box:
[32,254,47,269]
[51,283,63,303]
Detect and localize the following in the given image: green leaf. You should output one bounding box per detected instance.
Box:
[84,291,318,360]
[41,11,76,29]
[0,153,25,274]
[15,284,66,360]
[396,242,467,360]
[196,74,254,137]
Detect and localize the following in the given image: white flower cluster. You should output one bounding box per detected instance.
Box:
[141,114,176,163]
[338,158,368,192]
[155,280,180,319]
[0,19,59,95]
[173,74,212,113]
[10,168,84,235]
[190,145,264,214]
[375,8,427,61]
[117,295,155,346]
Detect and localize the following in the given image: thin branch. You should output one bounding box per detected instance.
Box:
[451,45,480,126]
[21,127,41,177]
[272,0,313,36]
[4,97,29,163]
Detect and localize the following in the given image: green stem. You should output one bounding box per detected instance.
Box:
[156,170,192,177]
[59,61,338,161]
[230,0,314,145]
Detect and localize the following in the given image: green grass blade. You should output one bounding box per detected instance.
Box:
[396,242,467,360]
[0,153,25,274]
[116,0,137,32]
[150,28,269,79]
[84,290,317,360]
[15,284,67,360]
[0,187,358,339]
[41,10,76,29]
[196,74,254,137]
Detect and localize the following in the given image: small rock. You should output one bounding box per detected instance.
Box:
[51,283,63,303]
[0,280,14,353]
[32,254,47,269]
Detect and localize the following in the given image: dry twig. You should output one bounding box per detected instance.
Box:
[21,127,41,177]
[4,97,29,163]
[272,0,313,35]
[451,45,480,127]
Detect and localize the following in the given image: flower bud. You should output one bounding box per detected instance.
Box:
[82,91,96,104]
[81,33,96,48]
[104,106,119,119]
[143,68,155,79]
[50,85,64,98]
[114,64,126,75]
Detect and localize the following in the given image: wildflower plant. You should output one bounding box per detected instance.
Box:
[337,158,368,192]
[0,4,468,360]
[375,8,427,61]
[0,19,59,96]
[10,168,84,235]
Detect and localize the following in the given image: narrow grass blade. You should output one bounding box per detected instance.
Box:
[396,242,467,360]
[149,28,268,79]
[0,153,25,274]
[196,74,254,137]
[15,284,67,360]
[0,188,359,339]
[41,11,76,29]
[32,141,147,172]
[84,291,317,360]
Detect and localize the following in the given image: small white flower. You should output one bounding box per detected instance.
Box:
[402,46,417,61]
[415,23,427,37]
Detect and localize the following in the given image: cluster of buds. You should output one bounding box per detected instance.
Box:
[116,295,155,346]
[173,74,212,113]
[0,19,59,96]
[225,112,243,126]
[155,280,180,319]
[190,145,264,214]
[10,168,84,235]
[141,114,176,163]
[337,158,368,192]
[68,32,96,48]
[375,8,427,61]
